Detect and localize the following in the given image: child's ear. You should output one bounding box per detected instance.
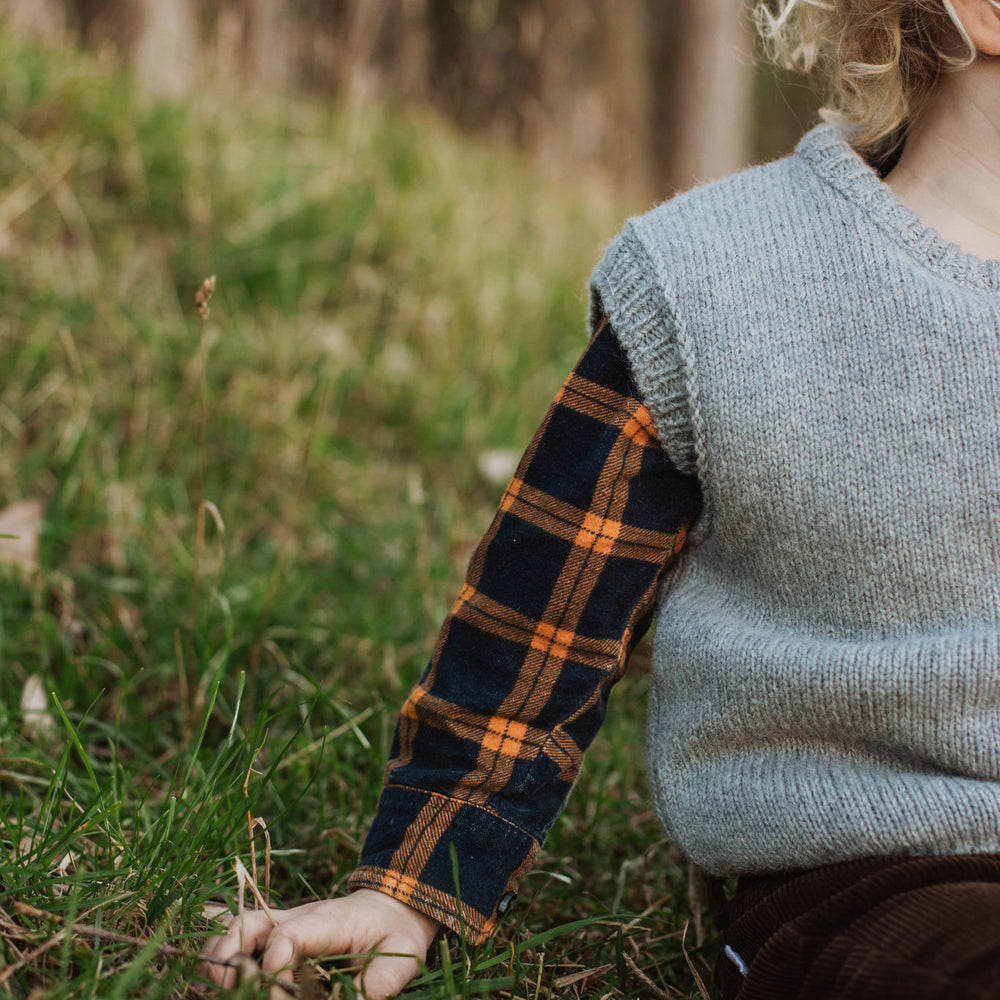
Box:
[949,0,1000,55]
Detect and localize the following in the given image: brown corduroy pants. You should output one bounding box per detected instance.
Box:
[714,854,1000,1000]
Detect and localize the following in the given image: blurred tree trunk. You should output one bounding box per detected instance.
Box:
[394,0,430,103]
[534,0,588,171]
[243,0,294,91]
[341,1,389,103]
[600,0,654,195]
[130,0,198,98]
[670,0,756,188]
[531,0,655,195]
[2,0,67,42]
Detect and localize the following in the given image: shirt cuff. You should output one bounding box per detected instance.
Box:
[346,784,537,942]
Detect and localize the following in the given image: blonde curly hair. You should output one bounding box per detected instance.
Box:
[755,0,978,161]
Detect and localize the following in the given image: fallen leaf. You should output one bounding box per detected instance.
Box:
[477,449,519,487]
[53,852,75,878]
[0,498,44,570]
[202,902,232,925]
[554,964,614,989]
[20,674,55,738]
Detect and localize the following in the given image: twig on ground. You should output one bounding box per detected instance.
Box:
[0,929,66,989]
[7,900,298,996]
[622,952,679,1000]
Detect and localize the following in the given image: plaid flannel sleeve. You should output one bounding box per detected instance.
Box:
[347,319,700,940]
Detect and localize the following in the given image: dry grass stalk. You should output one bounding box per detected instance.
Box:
[680,921,711,1000]
[190,276,221,629]
[688,862,705,947]
[234,858,277,926]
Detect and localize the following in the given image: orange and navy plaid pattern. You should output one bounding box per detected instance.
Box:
[348,319,700,940]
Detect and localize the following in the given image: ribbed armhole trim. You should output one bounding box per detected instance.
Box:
[589,224,697,477]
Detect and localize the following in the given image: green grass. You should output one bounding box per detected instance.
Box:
[0,25,717,999]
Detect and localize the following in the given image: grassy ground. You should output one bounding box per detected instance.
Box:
[0,27,717,999]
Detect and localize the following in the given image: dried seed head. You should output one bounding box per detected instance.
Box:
[195,275,217,321]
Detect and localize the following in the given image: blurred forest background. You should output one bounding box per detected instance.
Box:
[2,0,818,199]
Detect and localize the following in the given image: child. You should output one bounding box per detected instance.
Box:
[205,0,1000,996]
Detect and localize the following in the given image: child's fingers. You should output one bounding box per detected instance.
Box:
[200,909,282,987]
[255,903,426,999]
[257,903,348,979]
[354,948,424,1000]
[258,923,302,975]
[201,892,436,996]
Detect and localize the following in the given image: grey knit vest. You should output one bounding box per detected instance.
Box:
[590,124,1000,876]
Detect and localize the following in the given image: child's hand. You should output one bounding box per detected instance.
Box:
[200,888,440,999]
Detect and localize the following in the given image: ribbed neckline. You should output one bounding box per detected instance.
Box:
[795,124,1000,293]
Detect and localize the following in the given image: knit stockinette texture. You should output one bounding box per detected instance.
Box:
[591,124,1000,876]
